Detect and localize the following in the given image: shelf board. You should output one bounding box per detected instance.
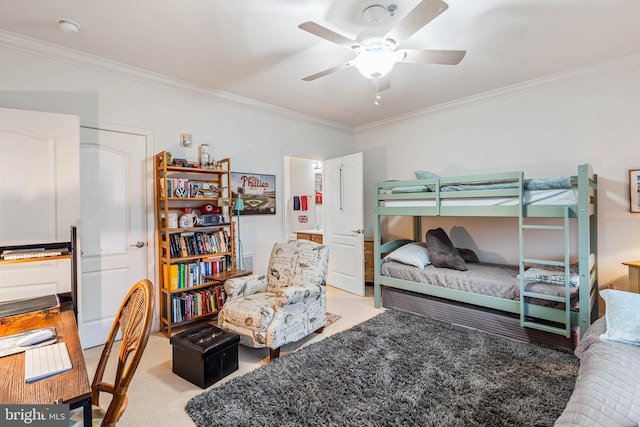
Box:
[160,311,219,334]
[163,166,228,174]
[158,197,222,202]
[161,280,225,294]
[160,225,231,233]
[160,253,231,263]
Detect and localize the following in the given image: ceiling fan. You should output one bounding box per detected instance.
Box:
[298,0,466,102]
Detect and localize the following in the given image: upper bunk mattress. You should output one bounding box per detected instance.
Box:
[380,260,578,306]
[382,188,577,207]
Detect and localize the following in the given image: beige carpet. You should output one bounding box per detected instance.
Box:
[81,285,380,427]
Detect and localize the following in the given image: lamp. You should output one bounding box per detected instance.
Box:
[351,38,405,105]
[352,47,401,79]
[233,198,244,270]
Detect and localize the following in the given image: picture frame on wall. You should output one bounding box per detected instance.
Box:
[630,169,640,213]
[231,172,276,215]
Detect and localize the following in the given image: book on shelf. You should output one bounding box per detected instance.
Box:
[166,230,233,259]
[163,264,179,290]
[168,285,225,322]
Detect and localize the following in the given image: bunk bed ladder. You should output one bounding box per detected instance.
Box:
[519,207,572,337]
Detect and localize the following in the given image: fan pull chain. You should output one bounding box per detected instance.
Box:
[373,78,382,106]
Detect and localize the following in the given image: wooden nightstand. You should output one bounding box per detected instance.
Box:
[622,261,640,293]
[364,238,374,283]
[295,231,323,244]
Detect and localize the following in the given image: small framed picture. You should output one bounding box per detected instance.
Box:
[630,169,640,213]
[173,158,187,167]
[218,198,231,207]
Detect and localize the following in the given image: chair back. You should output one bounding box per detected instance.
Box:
[267,240,329,291]
[91,279,155,426]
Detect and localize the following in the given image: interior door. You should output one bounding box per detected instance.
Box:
[78,127,149,348]
[324,152,365,296]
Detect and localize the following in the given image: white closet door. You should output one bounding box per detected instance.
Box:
[78,127,149,349]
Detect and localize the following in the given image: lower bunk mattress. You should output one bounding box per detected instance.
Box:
[380,260,578,308]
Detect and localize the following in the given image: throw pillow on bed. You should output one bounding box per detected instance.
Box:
[425,228,468,271]
[456,248,479,263]
[599,289,640,346]
[383,242,431,269]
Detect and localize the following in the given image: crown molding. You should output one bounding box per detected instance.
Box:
[0,30,352,134]
[355,52,640,132]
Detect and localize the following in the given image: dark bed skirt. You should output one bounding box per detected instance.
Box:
[382,286,579,352]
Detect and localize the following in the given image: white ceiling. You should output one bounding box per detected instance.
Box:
[1,0,639,128]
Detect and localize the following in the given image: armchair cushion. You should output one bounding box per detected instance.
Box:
[267,240,329,291]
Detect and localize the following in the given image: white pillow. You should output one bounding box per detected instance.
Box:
[384,242,431,269]
[599,289,640,346]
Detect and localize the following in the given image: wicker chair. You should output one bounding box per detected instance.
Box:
[218,240,329,360]
[70,279,155,426]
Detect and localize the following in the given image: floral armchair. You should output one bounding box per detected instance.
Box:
[218,240,330,360]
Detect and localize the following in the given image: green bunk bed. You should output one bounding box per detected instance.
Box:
[373,164,598,348]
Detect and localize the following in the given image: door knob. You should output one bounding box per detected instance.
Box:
[351,229,364,234]
[129,241,145,248]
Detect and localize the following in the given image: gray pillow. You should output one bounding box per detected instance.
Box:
[457,247,479,263]
[426,228,468,271]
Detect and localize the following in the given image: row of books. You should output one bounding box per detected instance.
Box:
[162,255,232,290]
[167,230,231,258]
[168,286,225,323]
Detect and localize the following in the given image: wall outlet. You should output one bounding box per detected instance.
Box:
[180,133,192,148]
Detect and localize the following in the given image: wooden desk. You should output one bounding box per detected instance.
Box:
[0,305,91,424]
[622,261,640,293]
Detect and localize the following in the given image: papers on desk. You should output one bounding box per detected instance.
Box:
[0,327,57,358]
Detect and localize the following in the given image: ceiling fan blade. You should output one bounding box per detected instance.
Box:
[384,0,449,46]
[302,63,352,81]
[397,49,466,65]
[298,21,361,50]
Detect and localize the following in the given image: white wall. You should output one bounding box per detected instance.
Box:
[0,44,353,276]
[354,58,640,291]
[3,37,639,293]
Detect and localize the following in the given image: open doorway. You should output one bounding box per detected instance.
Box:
[283,156,324,242]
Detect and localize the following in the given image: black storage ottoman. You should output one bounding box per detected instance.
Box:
[170,323,240,388]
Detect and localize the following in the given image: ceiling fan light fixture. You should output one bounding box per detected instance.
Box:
[352,46,402,79]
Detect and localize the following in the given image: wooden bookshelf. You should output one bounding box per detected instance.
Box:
[155,151,243,337]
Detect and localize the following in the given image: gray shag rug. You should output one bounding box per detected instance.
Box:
[186,309,578,427]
